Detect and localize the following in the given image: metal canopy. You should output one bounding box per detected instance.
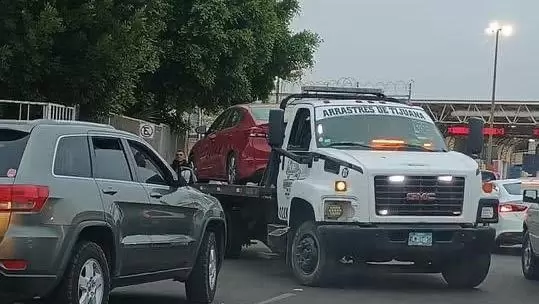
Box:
[412,99,539,126]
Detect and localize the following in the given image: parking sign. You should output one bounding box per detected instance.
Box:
[139,123,155,139]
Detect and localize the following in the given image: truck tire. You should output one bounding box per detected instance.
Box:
[290,221,333,286]
[185,231,219,304]
[522,231,539,280]
[442,252,491,289]
[225,211,243,259]
[50,241,111,304]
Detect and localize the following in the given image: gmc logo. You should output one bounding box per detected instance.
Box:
[406,192,436,202]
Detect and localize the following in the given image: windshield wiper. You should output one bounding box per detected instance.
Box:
[324,141,372,149]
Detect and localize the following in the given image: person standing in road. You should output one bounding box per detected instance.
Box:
[171,149,195,183]
[171,149,188,172]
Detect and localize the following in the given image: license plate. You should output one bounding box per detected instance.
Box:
[408,232,433,247]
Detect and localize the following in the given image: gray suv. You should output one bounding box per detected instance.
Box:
[0,119,226,304]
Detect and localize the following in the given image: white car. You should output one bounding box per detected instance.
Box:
[491,179,528,247]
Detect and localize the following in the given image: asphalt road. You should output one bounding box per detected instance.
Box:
[108,245,539,304]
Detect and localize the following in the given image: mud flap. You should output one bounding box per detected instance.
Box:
[267,224,289,255]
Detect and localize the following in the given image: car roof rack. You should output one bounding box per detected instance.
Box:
[279,85,407,109]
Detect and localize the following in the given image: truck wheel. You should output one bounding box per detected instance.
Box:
[522,231,539,280]
[50,241,111,304]
[442,252,491,289]
[185,231,219,304]
[225,211,243,259]
[290,221,333,286]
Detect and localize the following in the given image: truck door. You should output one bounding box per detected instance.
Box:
[276,107,313,222]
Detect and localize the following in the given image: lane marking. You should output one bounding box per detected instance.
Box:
[253,292,296,304]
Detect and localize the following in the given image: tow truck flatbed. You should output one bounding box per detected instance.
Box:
[191,183,276,199]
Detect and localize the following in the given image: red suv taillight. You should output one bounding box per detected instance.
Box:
[0,259,28,271]
[247,127,267,138]
[499,202,528,213]
[0,185,50,212]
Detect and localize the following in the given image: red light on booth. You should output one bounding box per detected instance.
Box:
[447,126,469,136]
[484,127,505,136]
[447,126,505,136]
[534,128,539,136]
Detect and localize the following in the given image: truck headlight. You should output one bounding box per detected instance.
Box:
[324,200,353,220]
[334,181,347,192]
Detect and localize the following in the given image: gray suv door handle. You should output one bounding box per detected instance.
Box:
[149,192,163,199]
[102,188,118,195]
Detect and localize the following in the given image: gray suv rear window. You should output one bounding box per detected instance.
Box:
[54,136,92,178]
[0,129,30,177]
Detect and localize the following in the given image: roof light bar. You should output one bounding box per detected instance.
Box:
[301,86,384,95]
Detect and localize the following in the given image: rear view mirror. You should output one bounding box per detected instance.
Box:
[523,189,538,204]
[466,117,484,156]
[195,125,207,135]
[268,109,285,147]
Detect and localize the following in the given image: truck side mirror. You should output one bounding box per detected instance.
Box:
[466,117,484,156]
[523,189,538,204]
[268,109,285,147]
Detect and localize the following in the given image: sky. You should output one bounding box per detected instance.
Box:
[288,0,539,100]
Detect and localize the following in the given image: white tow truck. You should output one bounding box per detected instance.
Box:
[187,86,499,288]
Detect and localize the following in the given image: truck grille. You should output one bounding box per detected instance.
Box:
[374,175,465,216]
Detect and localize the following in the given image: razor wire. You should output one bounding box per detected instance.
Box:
[276,77,414,99]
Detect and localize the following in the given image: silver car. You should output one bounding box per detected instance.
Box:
[0,119,225,304]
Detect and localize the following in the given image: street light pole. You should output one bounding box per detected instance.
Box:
[484,21,513,165]
[486,29,500,165]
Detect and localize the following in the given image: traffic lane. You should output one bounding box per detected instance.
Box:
[110,247,296,304]
[277,248,539,304]
[108,246,539,304]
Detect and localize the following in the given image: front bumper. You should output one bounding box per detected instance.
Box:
[318,224,495,263]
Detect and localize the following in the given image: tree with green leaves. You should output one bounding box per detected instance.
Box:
[0,0,320,128]
[129,0,321,129]
[0,0,169,119]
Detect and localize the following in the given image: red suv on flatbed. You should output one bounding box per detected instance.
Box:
[189,103,277,184]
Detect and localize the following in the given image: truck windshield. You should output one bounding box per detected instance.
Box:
[314,104,447,152]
